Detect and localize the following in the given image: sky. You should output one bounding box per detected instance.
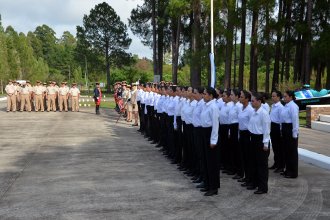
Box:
[0,0,152,58]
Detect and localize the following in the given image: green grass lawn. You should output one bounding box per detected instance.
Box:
[299,111,306,127]
[81,101,116,109]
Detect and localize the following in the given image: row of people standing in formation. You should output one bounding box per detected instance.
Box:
[113,81,139,126]
[5,80,81,112]
[130,82,299,196]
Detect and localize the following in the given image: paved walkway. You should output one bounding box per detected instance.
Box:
[299,127,330,156]
[0,105,330,219]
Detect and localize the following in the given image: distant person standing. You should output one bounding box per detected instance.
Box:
[5,80,16,112]
[280,90,299,178]
[58,82,69,112]
[248,92,271,194]
[19,83,32,112]
[47,82,57,112]
[34,81,45,112]
[70,83,80,112]
[93,82,102,114]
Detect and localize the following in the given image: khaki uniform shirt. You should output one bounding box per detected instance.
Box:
[69,87,80,97]
[34,85,45,95]
[14,85,20,95]
[5,84,15,95]
[59,87,69,96]
[20,86,30,95]
[47,86,57,95]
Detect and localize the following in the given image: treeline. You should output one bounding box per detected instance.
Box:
[0,9,155,93]
[129,0,330,91]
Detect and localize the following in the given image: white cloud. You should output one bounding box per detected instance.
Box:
[0,0,151,58]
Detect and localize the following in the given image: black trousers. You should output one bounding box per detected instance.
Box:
[250,134,269,192]
[182,122,188,168]
[166,115,175,158]
[146,105,153,137]
[193,127,203,176]
[202,127,220,190]
[282,123,298,177]
[239,130,251,180]
[219,124,231,171]
[140,104,145,132]
[270,122,284,169]
[186,124,194,171]
[230,123,242,176]
[174,116,183,163]
[159,113,167,148]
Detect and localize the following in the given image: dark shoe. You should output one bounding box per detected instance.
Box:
[222,170,229,174]
[227,171,236,175]
[269,164,277,170]
[232,175,242,180]
[147,138,153,141]
[179,167,187,172]
[241,183,249,187]
[284,175,297,179]
[274,168,284,173]
[280,171,287,176]
[254,190,267,194]
[132,124,138,127]
[193,178,203,184]
[200,188,209,192]
[247,186,257,190]
[237,178,247,183]
[196,183,205,188]
[151,141,157,144]
[155,144,162,148]
[191,176,199,181]
[204,190,218,196]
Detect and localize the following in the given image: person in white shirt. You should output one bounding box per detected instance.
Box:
[248,92,271,194]
[200,87,220,196]
[191,88,206,184]
[237,90,254,186]
[280,90,299,179]
[269,90,285,173]
[218,90,234,173]
[229,89,244,179]
[216,88,225,111]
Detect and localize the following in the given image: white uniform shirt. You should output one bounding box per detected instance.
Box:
[219,101,234,124]
[238,104,254,131]
[173,96,184,129]
[248,107,271,146]
[216,98,224,111]
[280,100,299,138]
[20,86,30,95]
[167,96,177,116]
[228,102,243,124]
[262,103,270,113]
[180,98,188,122]
[192,99,205,127]
[59,87,69,96]
[270,101,284,124]
[183,100,196,124]
[200,99,220,145]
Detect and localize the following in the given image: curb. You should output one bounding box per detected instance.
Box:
[299,148,330,170]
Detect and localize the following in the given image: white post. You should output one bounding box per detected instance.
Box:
[210,0,216,88]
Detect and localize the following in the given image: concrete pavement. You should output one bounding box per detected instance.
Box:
[0,105,330,219]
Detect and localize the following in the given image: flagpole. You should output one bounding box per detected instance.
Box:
[210,0,216,88]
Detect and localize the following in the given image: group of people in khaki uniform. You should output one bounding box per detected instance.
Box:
[5,80,80,112]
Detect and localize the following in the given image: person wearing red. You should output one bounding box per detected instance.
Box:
[94,82,102,115]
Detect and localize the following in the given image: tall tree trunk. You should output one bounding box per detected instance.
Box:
[284,0,292,81]
[238,0,246,90]
[314,61,324,90]
[304,0,313,84]
[172,16,181,84]
[294,0,305,83]
[272,0,284,91]
[224,0,235,89]
[249,6,259,92]
[326,60,330,89]
[152,0,158,80]
[190,0,201,88]
[265,4,271,94]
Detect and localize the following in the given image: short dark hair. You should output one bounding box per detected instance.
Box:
[231,88,240,97]
[272,90,282,99]
[252,92,263,102]
[224,90,231,97]
[205,87,218,99]
[241,90,251,101]
[285,90,296,100]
